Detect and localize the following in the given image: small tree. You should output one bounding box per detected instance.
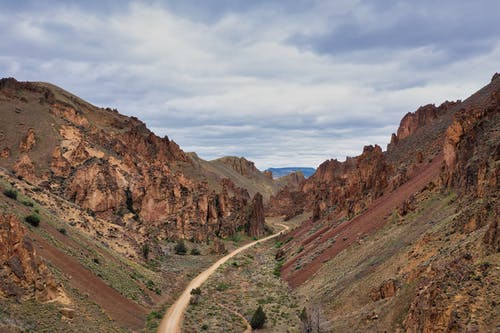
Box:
[190,287,201,305]
[300,304,323,333]
[25,214,40,227]
[142,243,150,259]
[300,307,312,333]
[174,240,187,255]
[250,305,267,329]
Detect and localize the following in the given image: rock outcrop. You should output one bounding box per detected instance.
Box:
[245,193,266,238]
[19,128,36,152]
[369,279,399,302]
[268,144,392,221]
[271,74,499,333]
[388,101,458,152]
[0,214,59,301]
[13,154,37,183]
[216,156,260,176]
[0,78,264,249]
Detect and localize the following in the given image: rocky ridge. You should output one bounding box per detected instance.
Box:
[0,78,267,257]
[272,74,499,332]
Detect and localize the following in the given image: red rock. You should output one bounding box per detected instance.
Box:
[0,214,59,301]
[246,193,265,238]
[13,154,36,183]
[0,147,9,159]
[19,128,36,152]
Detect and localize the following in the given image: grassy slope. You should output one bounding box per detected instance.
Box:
[295,187,498,332]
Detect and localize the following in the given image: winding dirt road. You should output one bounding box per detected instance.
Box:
[158,223,289,333]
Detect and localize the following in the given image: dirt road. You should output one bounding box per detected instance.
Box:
[157,223,289,333]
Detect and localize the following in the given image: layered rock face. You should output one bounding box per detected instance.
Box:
[0,214,59,301]
[440,73,499,251]
[388,101,458,152]
[268,144,392,221]
[275,74,499,333]
[0,78,260,247]
[216,156,260,176]
[245,193,266,238]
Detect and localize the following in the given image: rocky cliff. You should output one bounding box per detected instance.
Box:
[0,214,60,301]
[0,78,266,253]
[268,144,393,221]
[272,74,499,332]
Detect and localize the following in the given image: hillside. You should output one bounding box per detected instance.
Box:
[271,73,499,331]
[0,78,275,332]
[188,154,287,201]
[0,74,498,333]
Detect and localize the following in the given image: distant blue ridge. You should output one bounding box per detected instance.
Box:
[265,167,316,179]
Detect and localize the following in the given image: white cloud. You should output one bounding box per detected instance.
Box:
[0,1,498,169]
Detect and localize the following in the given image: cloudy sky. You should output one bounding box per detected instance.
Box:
[1,1,499,169]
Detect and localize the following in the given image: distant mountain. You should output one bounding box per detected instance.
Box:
[265,167,316,179]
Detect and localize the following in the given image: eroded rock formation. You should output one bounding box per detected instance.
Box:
[246,193,265,238]
[0,78,265,248]
[0,214,59,301]
[268,144,392,221]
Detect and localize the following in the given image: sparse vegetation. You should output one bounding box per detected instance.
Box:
[146,310,162,331]
[58,227,67,235]
[190,248,201,255]
[231,232,242,243]
[274,259,284,278]
[25,214,40,227]
[215,282,229,291]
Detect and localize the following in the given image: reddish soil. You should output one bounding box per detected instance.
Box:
[32,234,147,331]
[283,154,444,287]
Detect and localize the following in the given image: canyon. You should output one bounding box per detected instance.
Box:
[0,74,498,332]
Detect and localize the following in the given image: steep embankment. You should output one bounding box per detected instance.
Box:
[283,154,444,287]
[0,77,266,248]
[0,78,271,332]
[272,74,499,332]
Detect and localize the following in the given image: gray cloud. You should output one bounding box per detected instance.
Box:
[1,1,498,169]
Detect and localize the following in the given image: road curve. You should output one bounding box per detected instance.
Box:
[157,223,290,333]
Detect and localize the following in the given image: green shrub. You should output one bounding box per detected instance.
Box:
[190,248,201,255]
[273,261,283,278]
[250,305,267,329]
[146,280,155,290]
[190,287,201,295]
[142,243,150,259]
[22,200,34,207]
[25,214,40,227]
[174,240,187,255]
[215,282,229,291]
[231,232,242,243]
[58,228,67,235]
[3,189,18,200]
[201,324,209,330]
